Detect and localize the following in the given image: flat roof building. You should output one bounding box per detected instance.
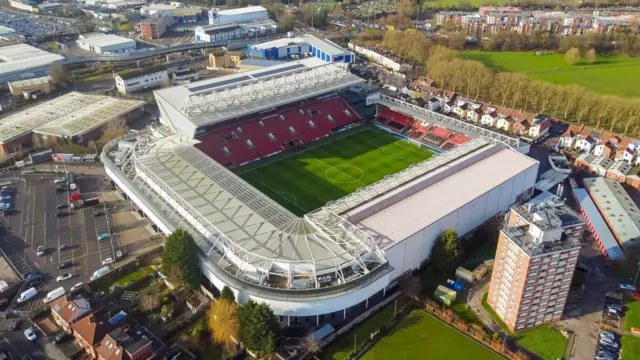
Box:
[115,66,168,94]
[0,44,64,84]
[0,92,144,154]
[583,177,640,249]
[8,75,54,97]
[76,34,136,54]
[140,14,175,39]
[208,6,267,26]
[247,35,353,63]
[0,26,15,35]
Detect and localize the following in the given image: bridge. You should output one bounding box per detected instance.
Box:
[376,94,526,152]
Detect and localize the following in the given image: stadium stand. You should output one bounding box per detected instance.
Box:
[194,97,361,166]
[376,106,471,150]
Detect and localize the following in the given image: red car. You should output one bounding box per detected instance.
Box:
[633,291,640,301]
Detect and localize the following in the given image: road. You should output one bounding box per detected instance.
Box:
[0,318,65,360]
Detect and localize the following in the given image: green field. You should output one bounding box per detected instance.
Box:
[622,335,640,360]
[237,128,435,215]
[460,51,640,97]
[361,310,503,360]
[625,299,640,331]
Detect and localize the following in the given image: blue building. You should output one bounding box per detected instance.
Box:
[247,35,352,64]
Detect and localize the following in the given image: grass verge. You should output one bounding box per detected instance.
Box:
[622,335,640,360]
[625,299,640,331]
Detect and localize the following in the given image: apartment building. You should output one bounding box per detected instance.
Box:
[140,14,175,40]
[487,199,584,331]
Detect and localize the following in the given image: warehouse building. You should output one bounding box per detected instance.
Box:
[140,14,175,39]
[247,35,353,63]
[0,92,144,154]
[208,6,267,26]
[114,66,168,94]
[194,19,277,42]
[8,76,54,97]
[38,2,63,12]
[172,7,202,24]
[0,43,64,84]
[76,33,136,54]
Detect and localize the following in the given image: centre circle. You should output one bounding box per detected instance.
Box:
[325,165,364,184]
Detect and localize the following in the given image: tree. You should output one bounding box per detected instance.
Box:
[278,13,296,32]
[399,275,422,301]
[586,48,598,64]
[209,298,240,345]
[118,23,133,33]
[564,47,581,65]
[49,62,69,83]
[430,229,463,273]
[162,228,201,290]
[161,303,174,320]
[221,285,235,303]
[140,293,160,312]
[239,300,279,356]
[303,335,320,355]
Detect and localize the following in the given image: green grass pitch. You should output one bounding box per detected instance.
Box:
[236,128,435,215]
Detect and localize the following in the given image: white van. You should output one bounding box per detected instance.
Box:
[43,287,65,303]
[17,287,37,303]
[90,266,110,281]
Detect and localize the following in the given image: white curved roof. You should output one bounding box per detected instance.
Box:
[134,134,382,275]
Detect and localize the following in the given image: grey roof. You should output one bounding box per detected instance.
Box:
[154,57,364,128]
[241,58,285,67]
[584,177,640,247]
[573,187,626,260]
[133,134,384,277]
[0,44,64,83]
[591,156,613,172]
[300,35,351,56]
[76,34,136,49]
[0,92,143,143]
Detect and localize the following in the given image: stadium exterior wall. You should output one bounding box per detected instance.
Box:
[156,95,197,138]
[381,160,538,282]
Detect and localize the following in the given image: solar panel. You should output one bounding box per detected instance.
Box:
[188,76,252,93]
[252,63,307,79]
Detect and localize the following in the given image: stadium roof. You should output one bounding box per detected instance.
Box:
[76,34,136,49]
[353,145,538,246]
[154,57,364,127]
[583,177,640,248]
[133,134,384,283]
[0,44,64,83]
[0,92,143,143]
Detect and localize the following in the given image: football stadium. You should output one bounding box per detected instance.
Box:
[103,57,539,325]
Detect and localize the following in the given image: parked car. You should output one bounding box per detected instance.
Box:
[57,261,72,269]
[56,203,68,210]
[54,186,67,193]
[619,284,636,291]
[56,273,72,282]
[53,332,69,344]
[23,270,40,279]
[102,258,114,266]
[633,291,640,300]
[70,283,83,292]
[58,243,72,251]
[25,275,43,287]
[23,328,36,341]
[36,246,44,256]
[55,210,68,218]
[599,337,619,348]
[92,210,105,217]
[97,233,110,241]
[8,320,19,331]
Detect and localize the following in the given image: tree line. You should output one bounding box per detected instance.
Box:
[426,46,640,136]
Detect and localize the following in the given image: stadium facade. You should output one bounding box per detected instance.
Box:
[104,57,538,324]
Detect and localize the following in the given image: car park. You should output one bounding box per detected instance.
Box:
[59,243,72,251]
[56,273,73,282]
[36,246,45,256]
[102,257,114,266]
[56,203,68,210]
[97,233,110,241]
[56,210,69,217]
[23,328,36,342]
[54,177,67,184]
[55,186,67,193]
[8,320,19,331]
[57,261,72,269]
[93,210,105,217]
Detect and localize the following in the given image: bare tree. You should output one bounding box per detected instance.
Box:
[399,275,422,301]
[303,335,320,355]
[140,293,160,312]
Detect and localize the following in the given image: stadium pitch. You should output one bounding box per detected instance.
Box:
[237,127,436,215]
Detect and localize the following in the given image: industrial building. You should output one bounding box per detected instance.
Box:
[208,6,267,26]
[8,76,54,97]
[76,33,136,54]
[0,44,64,84]
[0,92,144,154]
[487,198,584,331]
[172,7,203,24]
[194,19,277,42]
[140,14,175,39]
[583,177,640,249]
[38,2,63,12]
[114,66,168,94]
[101,57,537,323]
[247,35,353,63]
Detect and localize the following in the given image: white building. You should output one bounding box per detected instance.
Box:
[247,35,353,63]
[0,43,65,84]
[171,68,199,84]
[194,19,277,43]
[115,67,168,94]
[208,6,268,26]
[347,43,412,72]
[9,1,35,12]
[76,34,136,54]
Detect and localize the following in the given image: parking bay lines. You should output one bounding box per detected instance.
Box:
[94,207,113,262]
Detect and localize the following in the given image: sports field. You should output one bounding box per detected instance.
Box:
[460,51,640,97]
[237,128,435,215]
[360,310,503,360]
